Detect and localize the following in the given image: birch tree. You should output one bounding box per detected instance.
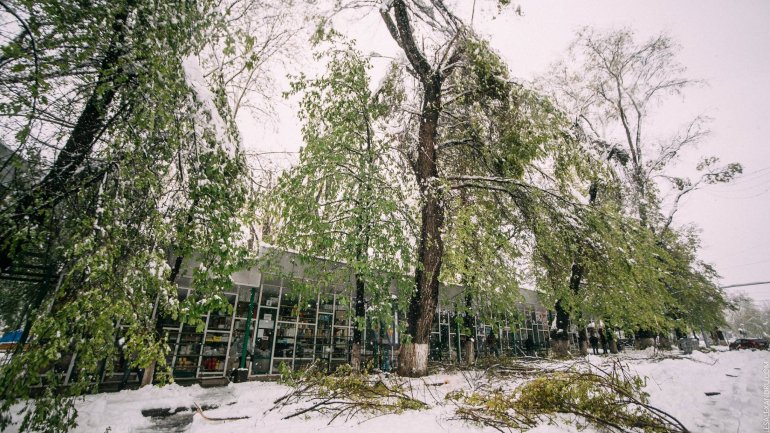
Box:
[547,28,742,228]
[544,28,738,348]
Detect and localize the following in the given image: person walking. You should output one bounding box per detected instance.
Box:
[589,333,599,355]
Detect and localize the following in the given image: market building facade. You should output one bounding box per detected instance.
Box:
[110,247,551,385]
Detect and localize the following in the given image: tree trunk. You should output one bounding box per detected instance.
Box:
[398,342,429,377]
[401,81,443,375]
[462,293,476,365]
[634,169,649,228]
[564,260,589,358]
[551,183,597,358]
[384,1,446,377]
[351,273,365,372]
[351,343,362,372]
[0,0,135,271]
[700,326,710,348]
[550,300,571,357]
[400,78,443,376]
[578,328,589,356]
[463,339,475,365]
[609,339,618,354]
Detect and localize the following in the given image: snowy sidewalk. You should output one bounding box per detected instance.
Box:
[6,349,768,433]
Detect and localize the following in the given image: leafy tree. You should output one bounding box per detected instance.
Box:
[543,28,740,346]
[725,292,770,339]
[352,0,646,373]
[199,0,303,121]
[0,1,257,431]
[270,34,413,370]
[376,2,617,374]
[546,28,742,229]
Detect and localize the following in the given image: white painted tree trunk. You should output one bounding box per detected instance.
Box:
[141,361,155,387]
[398,343,429,377]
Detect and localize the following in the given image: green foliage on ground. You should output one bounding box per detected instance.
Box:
[447,361,689,432]
[273,362,428,422]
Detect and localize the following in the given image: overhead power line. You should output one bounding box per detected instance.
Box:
[720,281,770,289]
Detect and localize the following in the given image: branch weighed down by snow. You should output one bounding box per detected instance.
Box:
[182,55,240,159]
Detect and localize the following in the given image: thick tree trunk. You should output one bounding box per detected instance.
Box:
[401,82,443,375]
[351,343,362,372]
[385,1,446,377]
[399,77,444,376]
[0,1,135,272]
[140,361,156,387]
[464,339,475,365]
[550,300,571,357]
[398,343,429,377]
[578,328,589,356]
[140,321,163,386]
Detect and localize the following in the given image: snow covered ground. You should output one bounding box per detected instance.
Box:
[6,348,769,433]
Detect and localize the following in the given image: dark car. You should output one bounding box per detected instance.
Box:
[729,338,769,350]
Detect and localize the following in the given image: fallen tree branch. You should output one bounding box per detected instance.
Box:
[194,402,250,422]
[448,359,689,433]
[269,363,429,423]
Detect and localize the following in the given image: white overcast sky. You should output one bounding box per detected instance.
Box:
[242,0,770,302]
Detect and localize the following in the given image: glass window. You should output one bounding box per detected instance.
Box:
[260,284,280,307]
[201,331,228,374]
[319,294,334,314]
[207,293,235,333]
[298,294,318,324]
[262,274,282,287]
[295,323,315,359]
[279,292,299,322]
[331,298,351,362]
[174,325,202,378]
[274,322,297,362]
[333,298,349,327]
[252,307,276,375]
[315,295,334,368]
[235,287,259,319]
